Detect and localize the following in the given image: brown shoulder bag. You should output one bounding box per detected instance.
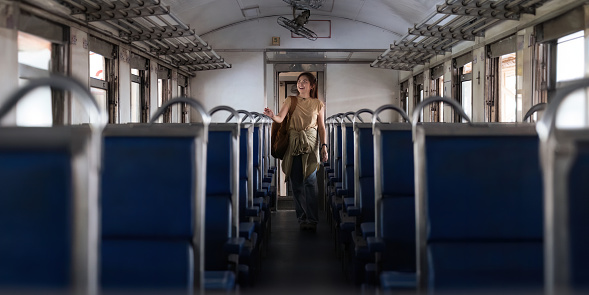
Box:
[270,96,298,160]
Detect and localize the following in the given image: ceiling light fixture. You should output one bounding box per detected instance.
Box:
[241,6,260,18]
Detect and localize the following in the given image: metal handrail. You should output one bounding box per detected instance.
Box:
[352,108,374,125]
[523,102,547,122]
[229,110,255,124]
[209,105,241,125]
[372,104,411,125]
[537,78,589,143]
[0,75,107,128]
[149,96,211,126]
[411,96,472,140]
[343,111,358,123]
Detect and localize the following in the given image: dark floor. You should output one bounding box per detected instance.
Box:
[245,208,358,295]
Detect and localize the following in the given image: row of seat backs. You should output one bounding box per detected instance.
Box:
[239,119,271,217]
[101,115,244,291]
[327,118,343,179]
[0,122,207,292]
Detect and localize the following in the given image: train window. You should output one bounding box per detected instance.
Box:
[486,36,517,122]
[16,31,52,127]
[498,53,517,123]
[89,37,118,123]
[454,53,473,123]
[400,80,409,116]
[130,54,149,123]
[460,63,473,123]
[414,73,424,122]
[157,66,172,123]
[430,65,444,122]
[555,30,586,128]
[556,31,584,83]
[89,52,107,117]
[178,74,189,123]
[532,42,550,120]
[432,75,444,122]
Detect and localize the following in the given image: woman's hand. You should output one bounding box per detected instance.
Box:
[321,146,328,162]
[263,107,274,118]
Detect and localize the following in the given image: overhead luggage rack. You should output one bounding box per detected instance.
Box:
[58,0,231,73]
[371,0,551,71]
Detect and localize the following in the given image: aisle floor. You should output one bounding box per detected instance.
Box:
[246,209,357,295]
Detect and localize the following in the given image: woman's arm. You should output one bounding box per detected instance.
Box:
[264,97,291,123]
[317,104,328,162]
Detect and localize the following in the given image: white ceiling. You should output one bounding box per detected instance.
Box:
[162,0,441,37]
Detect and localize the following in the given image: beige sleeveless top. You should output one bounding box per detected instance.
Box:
[282,96,324,131]
[281,96,324,180]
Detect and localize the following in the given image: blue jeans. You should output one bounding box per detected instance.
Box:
[289,155,318,224]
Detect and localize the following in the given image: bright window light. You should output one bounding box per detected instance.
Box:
[555,31,587,129]
[89,51,105,80]
[17,31,52,127]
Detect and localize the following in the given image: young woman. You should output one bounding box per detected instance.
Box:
[264,72,328,231]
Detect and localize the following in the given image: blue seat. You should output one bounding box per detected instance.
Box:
[538,79,589,293]
[367,126,416,290]
[101,129,199,291]
[0,76,103,293]
[205,125,247,290]
[236,123,262,278]
[569,142,589,290]
[417,124,543,292]
[347,124,377,284]
[0,127,90,290]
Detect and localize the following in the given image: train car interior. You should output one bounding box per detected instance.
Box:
[1,0,589,294]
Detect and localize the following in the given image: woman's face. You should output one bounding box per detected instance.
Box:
[297,75,314,96]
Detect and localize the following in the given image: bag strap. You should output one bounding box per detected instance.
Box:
[288,96,297,117]
[285,96,297,123]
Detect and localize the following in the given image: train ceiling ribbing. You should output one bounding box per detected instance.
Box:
[56,0,230,73]
[371,0,551,71]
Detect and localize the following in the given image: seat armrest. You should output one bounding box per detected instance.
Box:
[360,222,375,238]
[366,237,385,253]
[380,271,417,290]
[245,206,260,218]
[224,237,246,254]
[239,222,255,240]
[340,213,356,232]
[347,206,361,216]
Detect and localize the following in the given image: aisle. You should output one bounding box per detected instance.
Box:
[248,210,355,294]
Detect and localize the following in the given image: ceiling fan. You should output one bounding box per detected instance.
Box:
[277,0,323,41]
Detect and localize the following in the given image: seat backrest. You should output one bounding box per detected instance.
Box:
[0,127,97,291]
[102,136,194,239]
[100,124,207,290]
[238,126,254,222]
[252,126,261,190]
[355,124,375,222]
[335,126,343,178]
[568,141,589,290]
[342,124,354,194]
[542,129,589,292]
[374,124,415,272]
[416,124,543,291]
[205,124,240,270]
